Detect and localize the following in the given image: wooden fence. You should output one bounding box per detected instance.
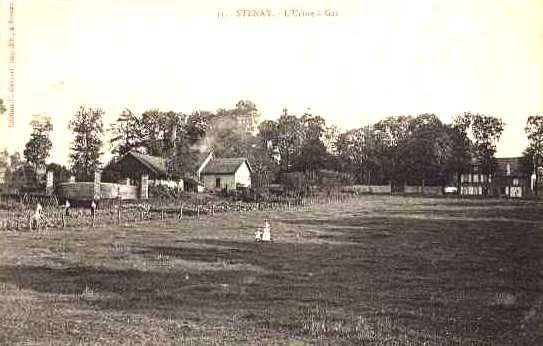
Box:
[0,192,358,231]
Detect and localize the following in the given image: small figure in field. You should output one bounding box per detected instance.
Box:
[64,200,71,216]
[90,200,97,228]
[254,228,263,242]
[262,221,272,242]
[31,202,43,230]
[90,200,96,216]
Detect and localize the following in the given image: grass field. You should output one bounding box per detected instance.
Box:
[0,195,542,345]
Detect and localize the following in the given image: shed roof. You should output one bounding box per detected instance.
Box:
[201,157,251,175]
[128,151,168,177]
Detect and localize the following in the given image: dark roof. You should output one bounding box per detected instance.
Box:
[128,151,168,177]
[495,157,525,176]
[201,157,251,175]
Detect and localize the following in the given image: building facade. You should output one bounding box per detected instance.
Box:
[200,157,252,191]
[459,157,533,198]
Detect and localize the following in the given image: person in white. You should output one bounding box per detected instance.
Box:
[254,228,263,242]
[65,200,71,216]
[262,221,271,242]
[32,202,43,230]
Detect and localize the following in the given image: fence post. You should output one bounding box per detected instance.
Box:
[140,174,149,200]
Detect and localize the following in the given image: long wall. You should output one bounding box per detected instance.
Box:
[404,186,443,195]
[341,185,442,195]
[58,182,138,200]
[341,185,392,194]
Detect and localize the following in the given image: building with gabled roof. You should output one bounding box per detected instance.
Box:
[102,151,169,184]
[493,157,533,198]
[102,150,252,193]
[199,156,252,191]
[458,156,534,198]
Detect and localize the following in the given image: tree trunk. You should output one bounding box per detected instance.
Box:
[457,173,462,194]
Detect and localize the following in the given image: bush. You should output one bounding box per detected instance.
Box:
[148,184,183,199]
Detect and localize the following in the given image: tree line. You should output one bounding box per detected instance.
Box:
[2,96,543,193]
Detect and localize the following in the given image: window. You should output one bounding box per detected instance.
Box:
[513,178,519,186]
[215,178,221,188]
[473,174,479,183]
[506,164,511,176]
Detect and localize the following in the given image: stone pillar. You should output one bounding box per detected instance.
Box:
[69,175,76,183]
[45,171,54,196]
[93,171,101,200]
[125,178,131,186]
[140,174,149,199]
[178,178,184,192]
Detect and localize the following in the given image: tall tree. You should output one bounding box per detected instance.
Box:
[524,115,543,193]
[0,149,8,191]
[167,111,209,178]
[258,109,333,174]
[109,108,143,157]
[23,119,53,169]
[440,124,472,186]
[69,106,104,181]
[402,114,445,186]
[139,110,182,157]
[263,113,303,173]
[323,125,339,155]
[4,152,37,191]
[454,112,504,175]
[373,116,413,186]
[294,113,329,171]
[400,114,470,187]
[335,125,390,184]
[248,140,280,189]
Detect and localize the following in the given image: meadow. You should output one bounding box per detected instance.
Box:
[0,195,542,345]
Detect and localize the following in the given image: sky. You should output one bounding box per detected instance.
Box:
[0,0,542,165]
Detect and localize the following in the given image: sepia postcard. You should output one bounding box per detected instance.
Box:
[0,0,542,344]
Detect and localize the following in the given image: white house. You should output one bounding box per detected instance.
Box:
[199,156,252,191]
